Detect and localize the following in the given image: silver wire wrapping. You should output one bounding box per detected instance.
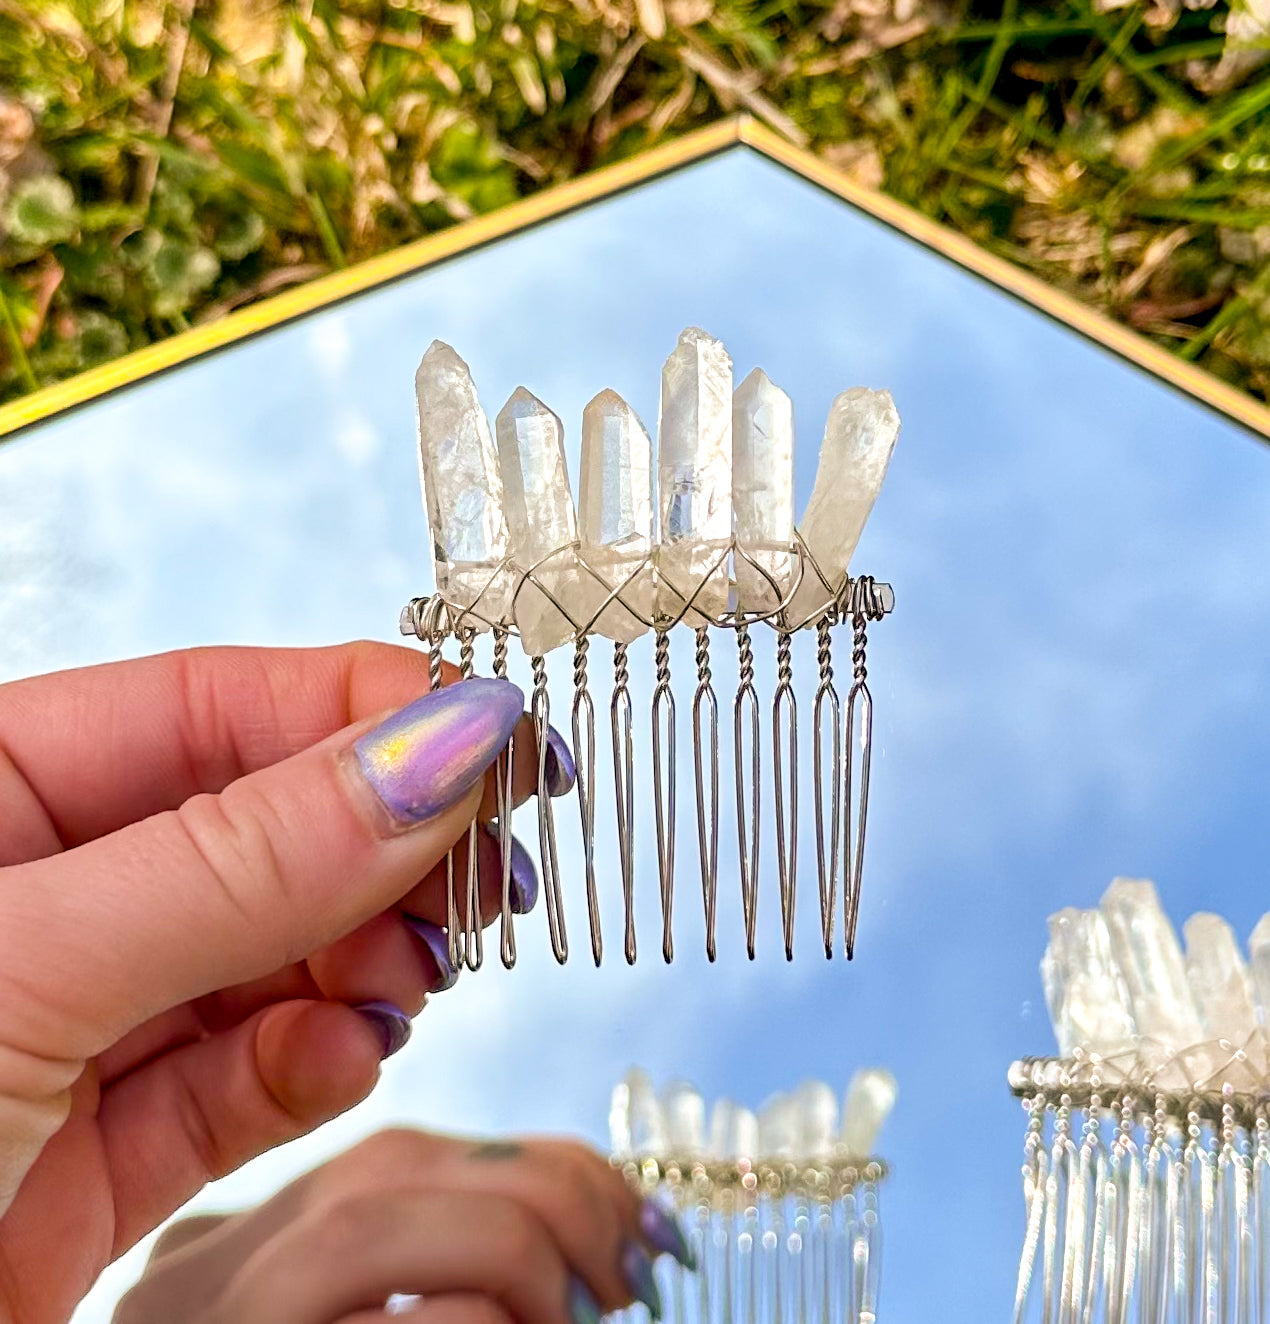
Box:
[399,536,893,966]
[692,627,720,963]
[491,626,516,971]
[735,622,761,962]
[572,637,601,966]
[1008,1053,1270,1323]
[613,640,637,965]
[457,627,482,972]
[652,629,676,964]
[813,617,841,960]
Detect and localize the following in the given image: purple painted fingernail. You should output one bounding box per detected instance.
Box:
[621,1241,664,1319]
[568,1276,602,1324]
[640,1200,696,1268]
[352,678,524,826]
[543,725,577,797]
[354,1000,412,1059]
[480,823,539,914]
[402,915,459,991]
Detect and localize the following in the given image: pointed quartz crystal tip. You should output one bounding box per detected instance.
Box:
[495,386,577,656]
[1100,877,1205,1066]
[660,1081,706,1153]
[708,1098,759,1161]
[656,328,732,624]
[1184,912,1259,1045]
[732,368,795,614]
[793,1079,839,1157]
[840,1068,897,1158]
[790,387,899,626]
[578,388,654,642]
[414,341,510,628]
[1251,913,1270,1027]
[757,1092,797,1158]
[1040,907,1135,1057]
[610,1068,665,1158]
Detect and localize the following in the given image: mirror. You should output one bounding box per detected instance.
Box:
[3,143,1268,1322]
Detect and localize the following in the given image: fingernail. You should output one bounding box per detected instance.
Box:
[543,725,577,797]
[402,915,459,991]
[567,1276,602,1324]
[354,1000,412,1059]
[639,1200,696,1269]
[480,823,539,914]
[353,678,524,826]
[621,1242,664,1319]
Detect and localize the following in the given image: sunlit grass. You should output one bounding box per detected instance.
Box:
[1,0,1267,406]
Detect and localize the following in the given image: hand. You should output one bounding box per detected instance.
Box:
[112,1130,696,1324]
[0,643,566,1323]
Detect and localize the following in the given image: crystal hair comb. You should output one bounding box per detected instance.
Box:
[609,1067,897,1324]
[401,329,898,971]
[1010,878,1270,1323]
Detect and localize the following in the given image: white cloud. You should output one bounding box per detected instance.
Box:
[307,313,353,378]
[334,409,382,466]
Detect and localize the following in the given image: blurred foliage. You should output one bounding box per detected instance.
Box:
[2,0,1270,405]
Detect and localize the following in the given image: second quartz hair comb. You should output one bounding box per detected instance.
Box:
[401,328,898,971]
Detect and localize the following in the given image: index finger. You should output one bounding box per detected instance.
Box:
[0,642,452,857]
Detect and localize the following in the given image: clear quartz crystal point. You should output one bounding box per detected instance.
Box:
[732,368,794,614]
[1040,907,1136,1057]
[660,1081,706,1154]
[656,328,732,625]
[840,1068,898,1158]
[415,341,511,629]
[612,1068,666,1157]
[1184,912,1260,1045]
[790,387,899,625]
[1100,877,1205,1073]
[757,1092,798,1158]
[609,1071,637,1157]
[495,386,578,655]
[709,1099,759,1160]
[794,1079,839,1157]
[578,389,654,642]
[1251,914,1270,1026]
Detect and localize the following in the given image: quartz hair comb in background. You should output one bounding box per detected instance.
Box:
[401,328,899,972]
[609,1067,897,1324]
[1010,879,1270,1324]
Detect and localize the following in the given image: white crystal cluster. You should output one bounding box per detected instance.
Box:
[414,331,899,653]
[1041,876,1270,1088]
[609,1066,897,1162]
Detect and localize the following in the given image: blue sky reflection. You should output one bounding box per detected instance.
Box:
[1,148,1267,1323]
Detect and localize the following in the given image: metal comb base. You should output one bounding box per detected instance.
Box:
[615,1153,885,1324]
[1008,1054,1270,1324]
[399,543,893,971]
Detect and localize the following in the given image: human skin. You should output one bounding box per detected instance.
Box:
[111,1130,687,1324]
[0,642,566,1323]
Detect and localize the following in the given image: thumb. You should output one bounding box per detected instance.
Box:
[1,676,524,1058]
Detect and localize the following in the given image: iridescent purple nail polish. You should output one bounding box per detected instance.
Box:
[621,1242,663,1319]
[480,823,539,914]
[403,915,459,991]
[567,1276,602,1324]
[354,1000,412,1059]
[543,725,577,797]
[640,1200,696,1268]
[353,677,524,825]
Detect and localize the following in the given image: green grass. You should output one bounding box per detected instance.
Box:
[1,0,1268,406]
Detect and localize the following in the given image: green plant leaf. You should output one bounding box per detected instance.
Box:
[4,175,79,247]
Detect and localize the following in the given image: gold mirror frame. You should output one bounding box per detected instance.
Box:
[2,115,1267,445]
